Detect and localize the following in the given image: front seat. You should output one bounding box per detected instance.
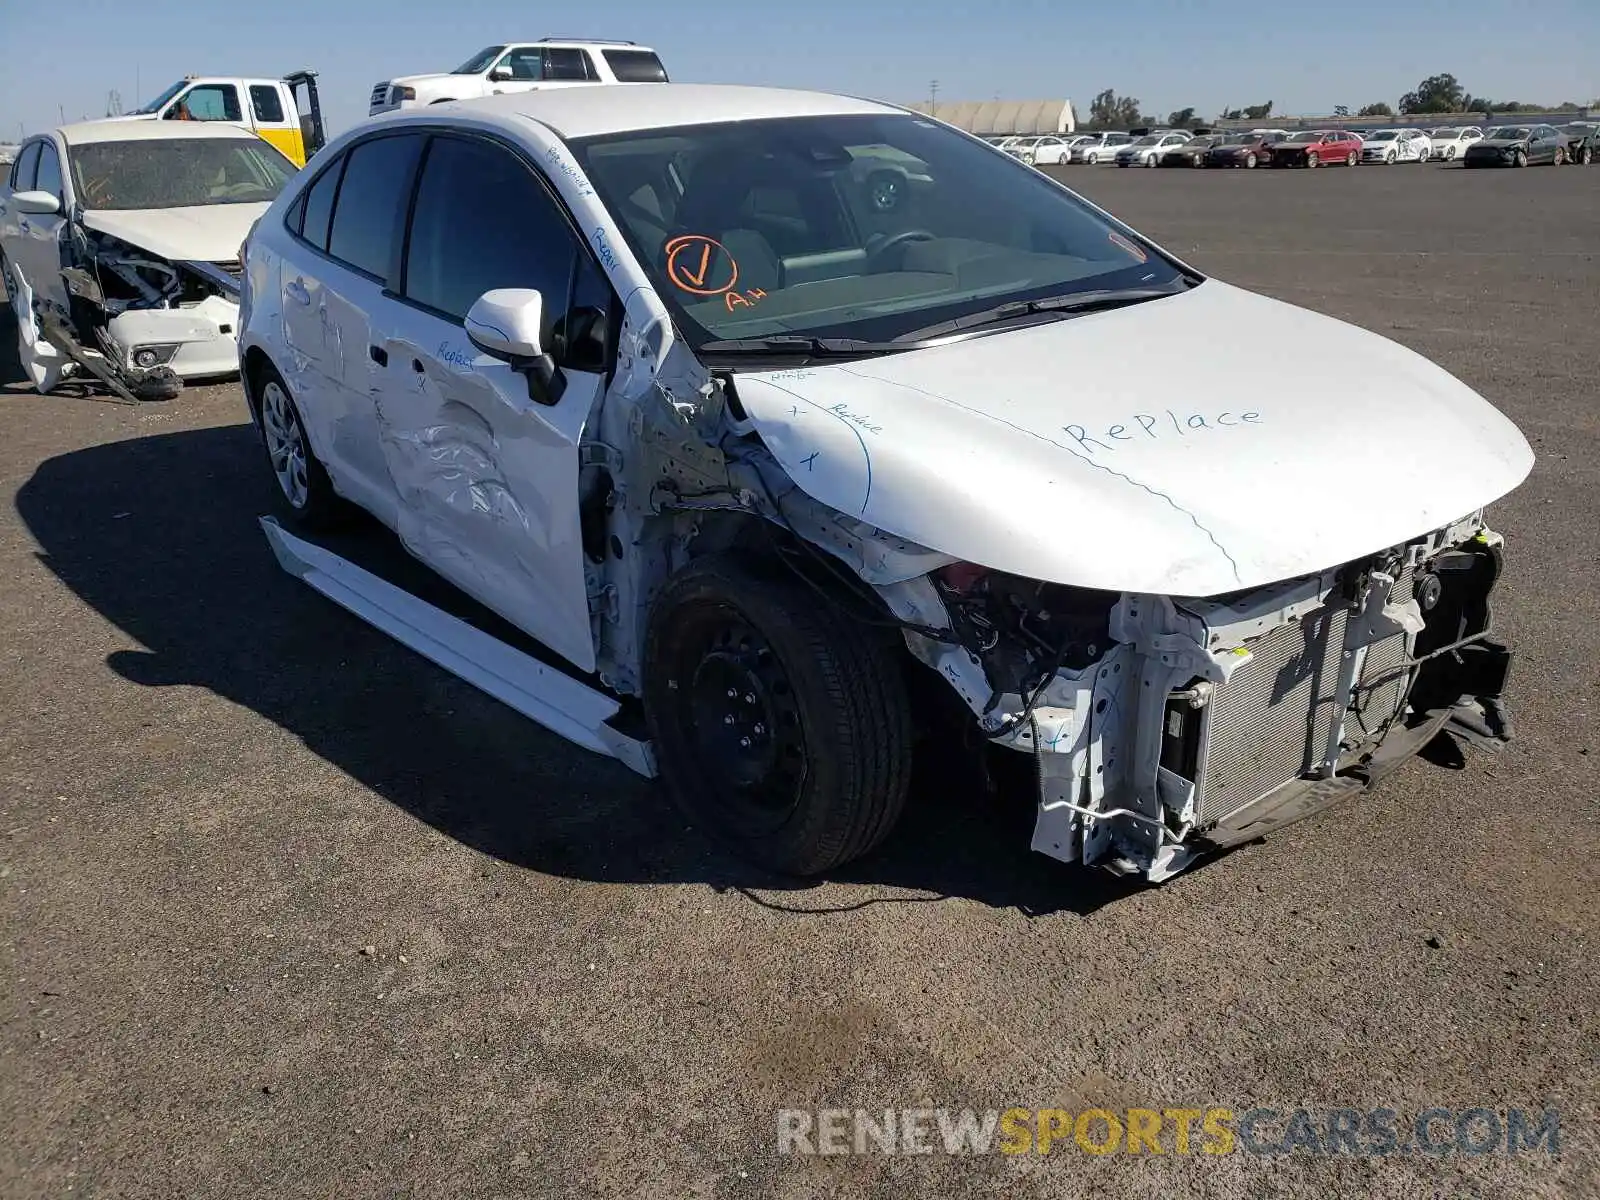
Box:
[667,148,788,294]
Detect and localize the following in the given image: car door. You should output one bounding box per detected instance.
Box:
[164,82,243,125]
[278,131,426,522]
[13,138,70,313]
[489,47,545,95]
[0,140,42,288]
[368,131,611,673]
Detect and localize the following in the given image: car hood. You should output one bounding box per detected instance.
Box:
[80,203,270,262]
[730,280,1533,596]
[387,72,463,89]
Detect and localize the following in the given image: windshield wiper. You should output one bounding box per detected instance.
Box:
[698,335,912,356]
[891,283,1194,344]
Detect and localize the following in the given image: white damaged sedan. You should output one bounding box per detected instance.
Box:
[239,85,1533,883]
[0,120,293,400]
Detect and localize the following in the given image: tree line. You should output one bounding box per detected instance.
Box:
[1081,74,1587,131]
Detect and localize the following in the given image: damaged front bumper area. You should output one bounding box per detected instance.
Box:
[31,226,241,403]
[893,513,1515,882]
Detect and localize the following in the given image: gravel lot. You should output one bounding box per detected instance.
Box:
[2,161,1596,1199]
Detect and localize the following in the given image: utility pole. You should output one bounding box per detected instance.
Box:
[59,104,67,124]
[929,79,939,116]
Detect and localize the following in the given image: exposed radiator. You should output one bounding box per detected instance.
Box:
[1194,568,1418,825]
[369,84,391,108]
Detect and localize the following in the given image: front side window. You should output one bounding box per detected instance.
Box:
[325,133,424,278]
[498,48,544,81]
[11,141,41,191]
[70,137,295,210]
[573,112,1183,349]
[169,85,242,123]
[402,135,580,331]
[33,143,63,201]
[250,85,286,124]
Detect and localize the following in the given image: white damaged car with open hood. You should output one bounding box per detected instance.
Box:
[238,84,1534,883]
[1,119,294,401]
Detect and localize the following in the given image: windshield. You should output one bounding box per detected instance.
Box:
[1564,123,1594,134]
[1368,131,1399,141]
[70,137,296,210]
[1285,132,1321,144]
[1432,127,1458,137]
[571,113,1183,350]
[1493,127,1531,140]
[1131,135,1161,146]
[452,45,506,74]
[131,80,190,116]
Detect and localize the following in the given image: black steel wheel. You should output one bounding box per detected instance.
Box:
[643,555,913,876]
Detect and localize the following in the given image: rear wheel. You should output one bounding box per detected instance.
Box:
[1553,147,1566,166]
[254,361,341,530]
[643,555,914,876]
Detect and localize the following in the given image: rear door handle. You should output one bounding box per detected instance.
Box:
[369,344,388,366]
[285,278,310,305]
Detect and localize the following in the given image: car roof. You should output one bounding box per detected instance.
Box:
[55,119,266,147]
[399,83,902,139]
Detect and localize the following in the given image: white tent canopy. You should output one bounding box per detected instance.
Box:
[903,99,1076,136]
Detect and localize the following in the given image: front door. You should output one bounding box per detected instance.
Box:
[367,131,611,673]
[12,139,70,312]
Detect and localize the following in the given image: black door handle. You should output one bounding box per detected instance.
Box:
[412,358,424,373]
[369,345,388,366]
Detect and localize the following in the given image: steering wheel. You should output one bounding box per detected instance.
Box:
[864,228,936,270]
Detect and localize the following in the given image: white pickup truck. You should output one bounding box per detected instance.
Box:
[369,39,668,114]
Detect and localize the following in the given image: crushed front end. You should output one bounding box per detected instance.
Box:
[898,512,1514,882]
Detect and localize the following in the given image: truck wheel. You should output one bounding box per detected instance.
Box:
[644,555,913,876]
[253,360,341,530]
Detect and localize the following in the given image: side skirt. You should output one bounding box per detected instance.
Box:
[260,517,657,779]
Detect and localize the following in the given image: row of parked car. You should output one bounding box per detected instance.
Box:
[994,121,1600,169]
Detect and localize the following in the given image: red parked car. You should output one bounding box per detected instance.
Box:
[1269,129,1363,168]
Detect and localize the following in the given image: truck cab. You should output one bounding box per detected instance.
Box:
[368,39,668,114]
[118,72,325,166]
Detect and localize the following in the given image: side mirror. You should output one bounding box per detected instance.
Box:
[12,190,61,216]
[465,288,566,406]
[487,67,512,82]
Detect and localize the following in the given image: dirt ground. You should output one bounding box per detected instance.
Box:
[2,160,1596,1199]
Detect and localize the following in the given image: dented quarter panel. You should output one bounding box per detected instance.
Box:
[734,280,1534,596]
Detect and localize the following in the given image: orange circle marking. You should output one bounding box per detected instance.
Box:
[1108,231,1148,263]
[665,234,740,296]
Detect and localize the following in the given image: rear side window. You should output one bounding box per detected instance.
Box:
[326,133,424,278]
[11,142,41,191]
[402,135,579,329]
[291,154,344,250]
[602,49,669,83]
[250,85,285,124]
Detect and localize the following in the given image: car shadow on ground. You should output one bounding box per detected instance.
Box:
[11,369,1153,916]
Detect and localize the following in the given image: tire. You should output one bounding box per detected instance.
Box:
[1306,152,1318,168]
[1245,152,1257,169]
[1086,152,1098,165]
[1418,146,1430,163]
[1446,146,1456,161]
[1514,149,1527,168]
[1384,151,1395,165]
[1553,147,1565,166]
[1145,152,1158,168]
[252,360,342,530]
[1347,151,1359,166]
[643,555,913,876]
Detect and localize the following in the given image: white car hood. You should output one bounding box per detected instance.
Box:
[731,280,1533,596]
[80,203,269,263]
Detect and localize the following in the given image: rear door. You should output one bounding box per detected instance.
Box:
[247,82,305,165]
[367,131,612,672]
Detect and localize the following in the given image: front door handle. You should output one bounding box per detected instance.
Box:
[369,344,388,366]
[285,278,310,306]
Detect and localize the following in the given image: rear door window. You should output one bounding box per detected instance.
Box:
[250,85,286,124]
[290,153,345,249]
[543,48,590,80]
[325,133,424,278]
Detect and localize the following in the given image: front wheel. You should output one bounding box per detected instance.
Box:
[1085,152,1098,165]
[1553,147,1565,166]
[1347,151,1359,166]
[1514,149,1527,167]
[1244,152,1258,169]
[643,556,914,876]
[1306,152,1319,168]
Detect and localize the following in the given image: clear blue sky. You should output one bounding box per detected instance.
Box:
[2,0,1595,139]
